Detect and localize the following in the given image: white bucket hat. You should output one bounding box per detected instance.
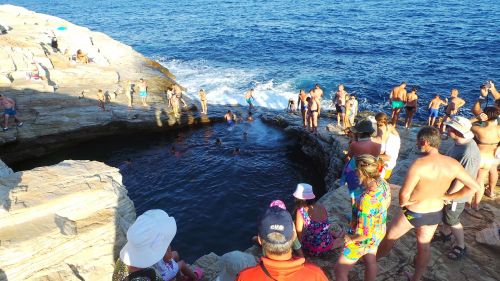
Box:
[120,209,177,268]
[216,251,257,281]
[293,183,316,200]
[444,116,474,140]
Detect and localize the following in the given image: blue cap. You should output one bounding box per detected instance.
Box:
[258,206,294,243]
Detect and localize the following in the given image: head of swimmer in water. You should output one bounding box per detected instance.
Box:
[170,146,176,153]
[215,138,222,145]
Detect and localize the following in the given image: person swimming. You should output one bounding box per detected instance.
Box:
[215,138,222,146]
[224,110,234,125]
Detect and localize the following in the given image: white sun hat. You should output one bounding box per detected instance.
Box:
[293,183,316,200]
[444,116,474,140]
[120,209,177,268]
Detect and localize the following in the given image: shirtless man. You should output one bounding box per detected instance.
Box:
[404,87,418,129]
[245,89,254,109]
[137,78,148,107]
[297,89,308,127]
[471,106,500,204]
[224,110,234,126]
[390,82,407,126]
[335,84,348,128]
[0,94,23,131]
[307,96,320,134]
[199,88,207,114]
[312,84,323,103]
[428,94,448,126]
[376,126,479,281]
[441,89,465,133]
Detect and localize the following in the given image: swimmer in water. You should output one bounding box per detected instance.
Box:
[215,138,222,145]
[247,111,254,121]
[233,147,240,156]
[224,110,234,125]
[170,146,176,154]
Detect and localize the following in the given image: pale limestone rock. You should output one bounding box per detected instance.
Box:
[0,5,190,162]
[0,160,135,281]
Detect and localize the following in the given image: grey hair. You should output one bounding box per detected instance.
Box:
[261,232,293,256]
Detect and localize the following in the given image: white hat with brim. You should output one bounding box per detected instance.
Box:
[444,116,474,140]
[120,209,177,268]
[293,183,316,200]
[216,251,257,281]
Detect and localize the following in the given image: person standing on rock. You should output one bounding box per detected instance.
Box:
[0,94,23,132]
[307,96,320,134]
[245,88,255,110]
[376,126,480,281]
[97,89,106,111]
[440,88,466,134]
[389,82,407,126]
[335,84,348,128]
[428,94,448,127]
[335,154,391,281]
[199,88,207,114]
[404,87,418,129]
[431,117,480,261]
[125,80,133,108]
[236,206,328,281]
[297,89,309,127]
[138,78,148,107]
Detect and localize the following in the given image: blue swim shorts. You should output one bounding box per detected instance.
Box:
[139,91,147,97]
[4,108,16,116]
[429,109,439,118]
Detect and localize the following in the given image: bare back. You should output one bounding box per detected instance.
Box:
[472,122,500,155]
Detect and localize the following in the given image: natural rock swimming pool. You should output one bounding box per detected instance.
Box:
[12,118,324,262]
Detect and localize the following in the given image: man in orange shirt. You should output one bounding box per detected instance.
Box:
[236,206,328,281]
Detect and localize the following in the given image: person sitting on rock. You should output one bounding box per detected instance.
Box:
[76,49,89,64]
[252,200,304,258]
[97,89,105,111]
[0,94,23,132]
[236,205,328,281]
[293,183,343,256]
[112,209,176,281]
[154,245,204,281]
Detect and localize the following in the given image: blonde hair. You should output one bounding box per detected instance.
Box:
[356,154,383,180]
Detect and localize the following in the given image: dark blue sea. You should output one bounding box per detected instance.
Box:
[4,0,500,116]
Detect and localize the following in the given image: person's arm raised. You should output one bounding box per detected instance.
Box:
[399,163,420,207]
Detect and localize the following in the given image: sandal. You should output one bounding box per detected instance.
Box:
[431,231,452,243]
[193,267,204,281]
[448,246,466,260]
[484,188,496,199]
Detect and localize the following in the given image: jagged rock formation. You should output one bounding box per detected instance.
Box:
[0,5,205,164]
[0,160,135,281]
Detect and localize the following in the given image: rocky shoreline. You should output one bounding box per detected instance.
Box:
[0,5,498,281]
